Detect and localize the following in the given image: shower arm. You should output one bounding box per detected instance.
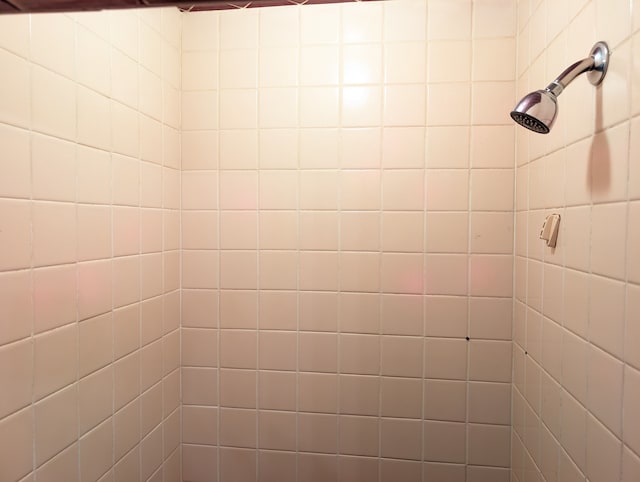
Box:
[544,41,610,97]
[545,57,595,96]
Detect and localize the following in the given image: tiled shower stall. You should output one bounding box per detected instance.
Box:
[0,0,638,481]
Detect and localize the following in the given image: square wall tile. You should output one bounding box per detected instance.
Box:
[32,201,76,268]
[425,212,469,254]
[340,212,380,252]
[183,367,218,406]
[470,169,514,211]
[381,377,422,418]
[385,42,426,84]
[342,1,382,43]
[220,49,257,89]
[340,128,382,169]
[298,413,337,453]
[382,127,425,169]
[340,334,379,376]
[300,4,340,44]
[220,8,257,48]
[259,411,296,451]
[35,385,78,466]
[424,379,466,422]
[220,330,257,369]
[341,170,381,211]
[259,211,297,250]
[470,212,514,254]
[424,420,466,463]
[586,414,622,482]
[340,252,380,293]
[342,86,383,127]
[468,340,512,383]
[183,444,217,482]
[384,85,426,126]
[425,296,467,338]
[381,336,423,378]
[299,251,338,291]
[588,345,623,436]
[220,89,257,129]
[425,170,469,211]
[381,294,422,336]
[300,87,339,128]
[220,290,256,329]
[219,408,257,449]
[0,339,33,420]
[341,455,379,481]
[220,171,258,210]
[260,47,298,88]
[589,275,625,358]
[259,291,297,331]
[260,6,298,46]
[428,40,471,82]
[382,212,424,253]
[182,328,218,368]
[468,423,511,467]
[469,255,513,297]
[0,49,30,129]
[624,365,640,455]
[339,375,379,416]
[0,408,33,482]
[299,171,339,210]
[299,211,338,251]
[299,373,338,414]
[258,331,297,371]
[220,369,256,409]
[380,418,422,460]
[0,124,30,199]
[425,254,468,296]
[259,88,298,128]
[338,415,379,456]
[300,129,339,169]
[340,292,380,335]
[258,450,296,481]
[301,45,339,86]
[427,126,470,168]
[381,253,424,295]
[424,338,467,380]
[0,200,31,271]
[259,171,298,209]
[220,129,258,170]
[220,211,257,250]
[384,0,427,42]
[427,83,470,126]
[299,291,338,332]
[427,0,471,40]
[34,324,78,400]
[627,284,640,371]
[468,382,511,425]
[259,370,296,411]
[343,44,382,85]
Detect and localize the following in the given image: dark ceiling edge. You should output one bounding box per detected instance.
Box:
[0,0,18,11]
[0,0,379,14]
[180,0,375,12]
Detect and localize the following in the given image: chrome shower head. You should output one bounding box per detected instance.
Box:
[510,89,557,134]
[511,41,609,134]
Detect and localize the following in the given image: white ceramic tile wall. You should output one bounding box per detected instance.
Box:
[512,0,640,481]
[2,1,636,482]
[180,1,516,481]
[0,7,182,482]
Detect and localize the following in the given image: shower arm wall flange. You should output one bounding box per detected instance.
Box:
[544,41,610,97]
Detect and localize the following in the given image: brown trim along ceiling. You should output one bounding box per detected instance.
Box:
[0,0,379,14]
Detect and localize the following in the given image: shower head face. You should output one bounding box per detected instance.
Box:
[510,89,558,134]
